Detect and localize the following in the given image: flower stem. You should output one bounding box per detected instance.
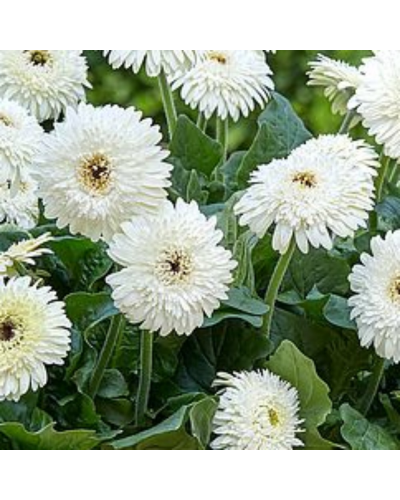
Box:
[358,357,386,416]
[135,330,154,428]
[216,117,229,163]
[339,110,356,135]
[158,71,177,141]
[263,238,297,338]
[88,314,126,399]
[370,157,391,233]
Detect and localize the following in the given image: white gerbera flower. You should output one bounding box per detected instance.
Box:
[0,98,43,184]
[235,135,378,254]
[0,176,39,229]
[171,50,274,122]
[0,51,90,122]
[349,231,400,363]
[211,370,304,450]
[308,54,362,118]
[0,277,71,402]
[350,51,400,159]
[104,50,205,77]
[34,103,171,242]
[0,233,53,277]
[107,199,237,336]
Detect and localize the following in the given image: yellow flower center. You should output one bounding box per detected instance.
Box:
[208,51,228,65]
[0,114,13,127]
[293,172,317,188]
[389,276,400,303]
[25,50,52,66]
[268,408,281,427]
[156,249,193,286]
[79,153,112,195]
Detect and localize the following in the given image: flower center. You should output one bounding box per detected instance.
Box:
[0,114,13,127]
[0,320,17,342]
[292,172,317,189]
[389,276,400,303]
[156,248,193,286]
[79,153,112,195]
[208,51,228,65]
[268,408,281,427]
[25,50,52,66]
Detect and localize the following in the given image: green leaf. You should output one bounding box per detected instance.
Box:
[0,228,31,252]
[97,369,129,399]
[237,93,312,187]
[340,404,399,450]
[0,423,101,450]
[267,340,333,450]
[323,295,356,331]
[170,115,223,177]
[189,397,218,449]
[376,196,400,231]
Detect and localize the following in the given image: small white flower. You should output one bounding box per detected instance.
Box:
[349,231,400,363]
[0,98,43,184]
[0,176,39,229]
[0,233,53,277]
[308,54,362,119]
[235,135,378,254]
[0,51,90,122]
[107,199,237,336]
[212,370,304,450]
[0,276,71,402]
[34,103,171,242]
[104,50,205,77]
[171,50,274,122]
[350,51,400,159]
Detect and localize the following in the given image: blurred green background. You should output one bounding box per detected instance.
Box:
[85,51,371,149]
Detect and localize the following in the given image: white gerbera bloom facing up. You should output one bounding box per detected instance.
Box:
[107,199,237,337]
[0,176,39,229]
[104,50,205,77]
[349,231,400,363]
[0,98,43,184]
[308,54,362,119]
[235,135,378,254]
[34,103,171,242]
[350,51,400,159]
[0,51,90,122]
[0,277,71,402]
[212,370,304,451]
[171,50,274,122]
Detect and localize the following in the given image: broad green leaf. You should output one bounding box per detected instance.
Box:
[0,228,31,251]
[376,196,400,231]
[323,295,357,331]
[237,93,312,187]
[97,369,129,399]
[267,340,333,450]
[340,404,399,450]
[189,397,218,449]
[170,115,223,177]
[0,423,101,450]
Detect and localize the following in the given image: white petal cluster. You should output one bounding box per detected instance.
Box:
[308,54,362,118]
[0,277,71,402]
[107,199,237,336]
[0,233,53,277]
[34,103,171,242]
[104,50,205,77]
[350,51,400,159]
[0,176,39,229]
[235,135,378,254]
[0,98,43,184]
[171,50,274,122]
[349,231,400,363]
[0,51,90,122]
[212,370,304,450]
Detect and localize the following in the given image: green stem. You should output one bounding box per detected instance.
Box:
[216,117,229,163]
[88,314,126,399]
[339,110,356,135]
[370,157,391,233]
[135,331,154,428]
[197,113,206,131]
[263,238,297,337]
[158,71,177,141]
[358,358,386,416]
